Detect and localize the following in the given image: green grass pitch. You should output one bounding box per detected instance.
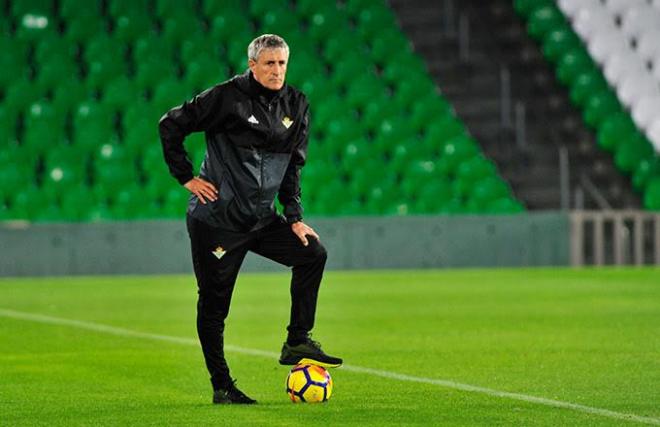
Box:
[0,268,658,426]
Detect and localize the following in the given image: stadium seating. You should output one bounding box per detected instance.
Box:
[515,0,660,210]
[0,0,523,222]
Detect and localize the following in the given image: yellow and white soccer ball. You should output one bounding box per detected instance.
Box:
[285,364,333,403]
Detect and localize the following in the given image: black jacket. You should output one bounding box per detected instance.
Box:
[158,71,309,232]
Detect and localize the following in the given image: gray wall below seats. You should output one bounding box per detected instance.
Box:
[0,212,569,277]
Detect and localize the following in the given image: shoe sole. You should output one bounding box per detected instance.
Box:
[279,357,342,368]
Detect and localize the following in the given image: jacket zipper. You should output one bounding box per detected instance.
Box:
[257,101,274,217]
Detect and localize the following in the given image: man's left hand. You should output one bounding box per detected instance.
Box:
[291,221,319,247]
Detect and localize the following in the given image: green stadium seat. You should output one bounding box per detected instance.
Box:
[41,163,85,202]
[331,52,375,89]
[152,79,192,116]
[340,140,373,173]
[162,187,189,218]
[93,161,139,198]
[134,34,173,63]
[259,8,300,39]
[569,70,609,109]
[84,34,126,64]
[583,91,621,129]
[184,57,228,92]
[486,197,525,214]
[467,176,511,212]
[124,121,156,157]
[0,106,18,141]
[370,28,411,66]
[108,0,149,20]
[60,0,100,20]
[527,6,565,41]
[123,100,160,131]
[162,15,202,48]
[412,180,453,213]
[114,13,154,43]
[180,34,217,64]
[135,58,168,93]
[299,75,334,106]
[542,26,580,64]
[202,0,244,19]
[347,159,389,199]
[632,158,660,192]
[614,132,654,174]
[249,0,282,18]
[410,95,452,133]
[155,0,195,20]
[73,101,117,152]
[59,185,95,221]
[36,56,79,92]
[8,186,42,220]
[556,49,593,86]
[308,8,350,43]
[360,95,397,134]
[15,13,56,42]
[63,12,102,44]
[210,12,251,45]
[86,56,127,92]
[0,39,28,90]
[356,6,397,42]
[456,155,497,186]
[643,177,660,210]
[596,113,636,153]
[5,78,44,118]
[12,0,54,18]
[100,77,138,114]
[226,39,249,74]
[345,74,386,110]
[34,36,76,66]
[393,77,436,110]
[440,134,480,174]
[295,0,335,19]
[52,78,88,116]
[110,184,146,219]
[514,0,553,18]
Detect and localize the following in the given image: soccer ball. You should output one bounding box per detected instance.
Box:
[285,364,333,403]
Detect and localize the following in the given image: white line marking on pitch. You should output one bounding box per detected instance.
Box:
[1,308,658,425]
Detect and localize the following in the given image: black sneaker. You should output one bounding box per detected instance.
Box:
[279,336,343,368]
[213,380,257,404]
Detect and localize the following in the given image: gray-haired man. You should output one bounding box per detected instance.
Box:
[159,34,343,404]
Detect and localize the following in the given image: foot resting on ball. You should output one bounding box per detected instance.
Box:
[279,335,343,368]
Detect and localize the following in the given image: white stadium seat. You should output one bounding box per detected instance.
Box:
[647,117,660,151]
[621,5,660,40]
[574,7,616,40]
[632,94,660,130]
[617,72,660,109]
[558,0,602,19]
[603,0,648,18]
[587,30,630,64]
[636,29,660,64]
[604,49,646,86]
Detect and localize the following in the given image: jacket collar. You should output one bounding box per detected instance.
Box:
[235,70,288,102]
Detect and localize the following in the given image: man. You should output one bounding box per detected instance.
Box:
[158,34,342,405]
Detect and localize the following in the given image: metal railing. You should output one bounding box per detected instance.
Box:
[570,211,660,266]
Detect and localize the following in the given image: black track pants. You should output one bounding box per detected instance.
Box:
[186,215,328,390]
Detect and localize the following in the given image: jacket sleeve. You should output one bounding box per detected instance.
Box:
[158,86,223,185]
[278,100,309,224]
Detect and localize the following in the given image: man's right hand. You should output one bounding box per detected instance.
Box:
[184,177,218,204]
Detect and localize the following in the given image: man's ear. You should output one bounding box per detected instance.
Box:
[248,59,256,72]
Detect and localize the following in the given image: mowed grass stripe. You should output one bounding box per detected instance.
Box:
[2,307,658,426]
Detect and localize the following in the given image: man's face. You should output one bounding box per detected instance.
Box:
[248,47,288,91]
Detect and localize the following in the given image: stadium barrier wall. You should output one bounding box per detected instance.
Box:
[0,212,569,277]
